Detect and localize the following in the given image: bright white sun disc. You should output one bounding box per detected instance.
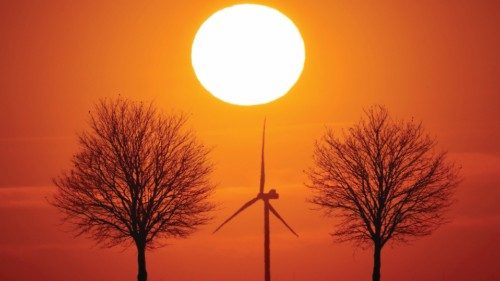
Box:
[191,4,305,106]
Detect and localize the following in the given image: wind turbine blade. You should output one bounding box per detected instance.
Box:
[213,197,259,234]
[269,203,299,237]
[259,118,266,194]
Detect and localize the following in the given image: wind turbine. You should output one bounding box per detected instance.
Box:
[213,120,298,281]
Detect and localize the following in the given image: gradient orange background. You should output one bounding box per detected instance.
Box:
[1,1,499,280]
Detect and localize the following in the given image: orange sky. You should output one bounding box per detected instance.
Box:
[1,1,499,280]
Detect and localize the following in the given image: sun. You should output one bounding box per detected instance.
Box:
[191,4,305,106]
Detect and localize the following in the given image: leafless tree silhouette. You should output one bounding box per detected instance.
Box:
[306,106,460,281]
[52,98,215,281]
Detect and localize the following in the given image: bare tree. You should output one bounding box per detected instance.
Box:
[306,106,460,281]
[52,98,215,281]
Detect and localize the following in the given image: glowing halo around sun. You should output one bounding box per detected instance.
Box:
[191,4,305,106]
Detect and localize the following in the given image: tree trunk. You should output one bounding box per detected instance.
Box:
[372,240,381,281]
[137,242,148,281]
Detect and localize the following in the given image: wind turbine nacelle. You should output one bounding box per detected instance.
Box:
[259,189,279,200]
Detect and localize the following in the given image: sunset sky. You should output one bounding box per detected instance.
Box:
[1,1,499,280]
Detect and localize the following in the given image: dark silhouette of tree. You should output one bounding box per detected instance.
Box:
[52,98,215,281]
[306,106,460,281]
